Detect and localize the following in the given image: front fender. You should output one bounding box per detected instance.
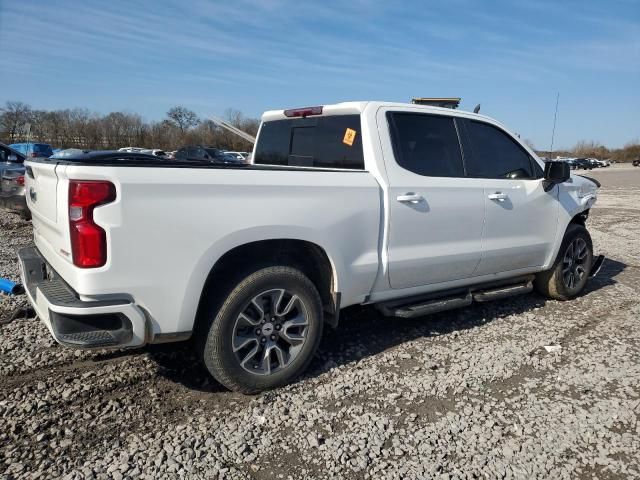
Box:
[544,175,599,268]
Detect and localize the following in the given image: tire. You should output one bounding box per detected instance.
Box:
[198,266,323,394]
[534,223,593,300]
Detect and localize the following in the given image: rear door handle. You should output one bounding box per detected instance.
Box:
[488,192,508,201]
[397,193,423,204]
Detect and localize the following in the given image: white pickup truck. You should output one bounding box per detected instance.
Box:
[19,101,603,393]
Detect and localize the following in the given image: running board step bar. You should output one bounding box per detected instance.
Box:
[472,281,533,302]
[378,292,472,319]
[377,277,534,319]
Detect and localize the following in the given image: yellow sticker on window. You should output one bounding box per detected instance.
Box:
[343,128,357,146]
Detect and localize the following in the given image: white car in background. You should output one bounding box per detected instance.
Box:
[140,149,168,157]
[117,147,145,153]
[223,151,249,161]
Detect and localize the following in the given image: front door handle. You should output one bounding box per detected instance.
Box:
[397,193,423,204]
[488,192,508,201]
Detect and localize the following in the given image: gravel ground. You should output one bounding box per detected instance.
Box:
[1,165,639,479]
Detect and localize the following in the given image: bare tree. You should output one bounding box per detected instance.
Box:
[572,140,609,160]
[0,101,32,141]
[166,106,200,134]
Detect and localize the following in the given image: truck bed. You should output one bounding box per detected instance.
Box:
[24,152,382,342]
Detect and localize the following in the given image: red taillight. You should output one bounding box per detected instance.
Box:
[15,176,25,186]
[30,152,38,158]
[283,106,323,118]
[68,181,116,268]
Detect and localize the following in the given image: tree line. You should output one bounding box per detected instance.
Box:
[1,100,638,161]
[0,101,259,152]
[537,140,640,163]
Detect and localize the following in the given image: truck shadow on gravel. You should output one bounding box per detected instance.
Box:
[145,258,626,394]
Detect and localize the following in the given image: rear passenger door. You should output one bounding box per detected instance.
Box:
[459,119,558,275]
[381,110,485,289]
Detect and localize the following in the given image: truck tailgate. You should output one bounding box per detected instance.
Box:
[26,162,58,221]
[25,161,71,264]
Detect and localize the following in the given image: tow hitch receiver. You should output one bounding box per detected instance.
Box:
[589,255,605,278]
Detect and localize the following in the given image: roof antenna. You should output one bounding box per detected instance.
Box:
[549,92,560,159]
[473,104,481,114]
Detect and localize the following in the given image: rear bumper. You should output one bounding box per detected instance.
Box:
[0,193,28,214]
[18,246,148,349]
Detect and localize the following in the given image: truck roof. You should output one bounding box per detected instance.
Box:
[262,101,499,125]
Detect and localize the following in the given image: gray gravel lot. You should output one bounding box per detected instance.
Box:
[1,165,639,479]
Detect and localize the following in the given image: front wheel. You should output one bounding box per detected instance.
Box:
[535,224,593,300]
[199,266,323,394]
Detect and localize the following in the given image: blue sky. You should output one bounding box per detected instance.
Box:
[1,0,638,149]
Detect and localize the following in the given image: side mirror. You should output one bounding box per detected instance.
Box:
[543,161,570,190]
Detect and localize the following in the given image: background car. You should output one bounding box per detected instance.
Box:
[1,142,27,178]
[0,163,28,219]
[118,147,146,153]
[8,142,53,158]
[175,146,244,163]
[51,148,87,158]
[587,158,603,168]
[223,151,249,162]
[633,159,640,167]
[564,158,578,169]
[573,158,594,170]
[139,149,168,157]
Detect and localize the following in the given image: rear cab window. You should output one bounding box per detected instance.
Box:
[254,115,364,170]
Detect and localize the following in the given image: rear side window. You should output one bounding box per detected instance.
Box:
[463,120,534,179]
[34,144,50,153]
[254,115,364,169]
[387,112,464,177]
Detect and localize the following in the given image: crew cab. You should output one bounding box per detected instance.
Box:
[19,101,602,393]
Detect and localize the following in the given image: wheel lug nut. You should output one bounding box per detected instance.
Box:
[255,328,261,335]
[270,334,276,341]
[261,337,266,343]
[275,324,281,331]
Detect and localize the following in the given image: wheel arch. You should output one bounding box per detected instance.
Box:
[569,209,590,226]
[193,239,341,336]
[544,208,592,270]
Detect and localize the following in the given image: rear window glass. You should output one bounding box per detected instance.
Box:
[254,115,364,170]
[34,144,51,153]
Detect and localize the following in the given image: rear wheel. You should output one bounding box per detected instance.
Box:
[199,266,323,394]
[535,224,593,300]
